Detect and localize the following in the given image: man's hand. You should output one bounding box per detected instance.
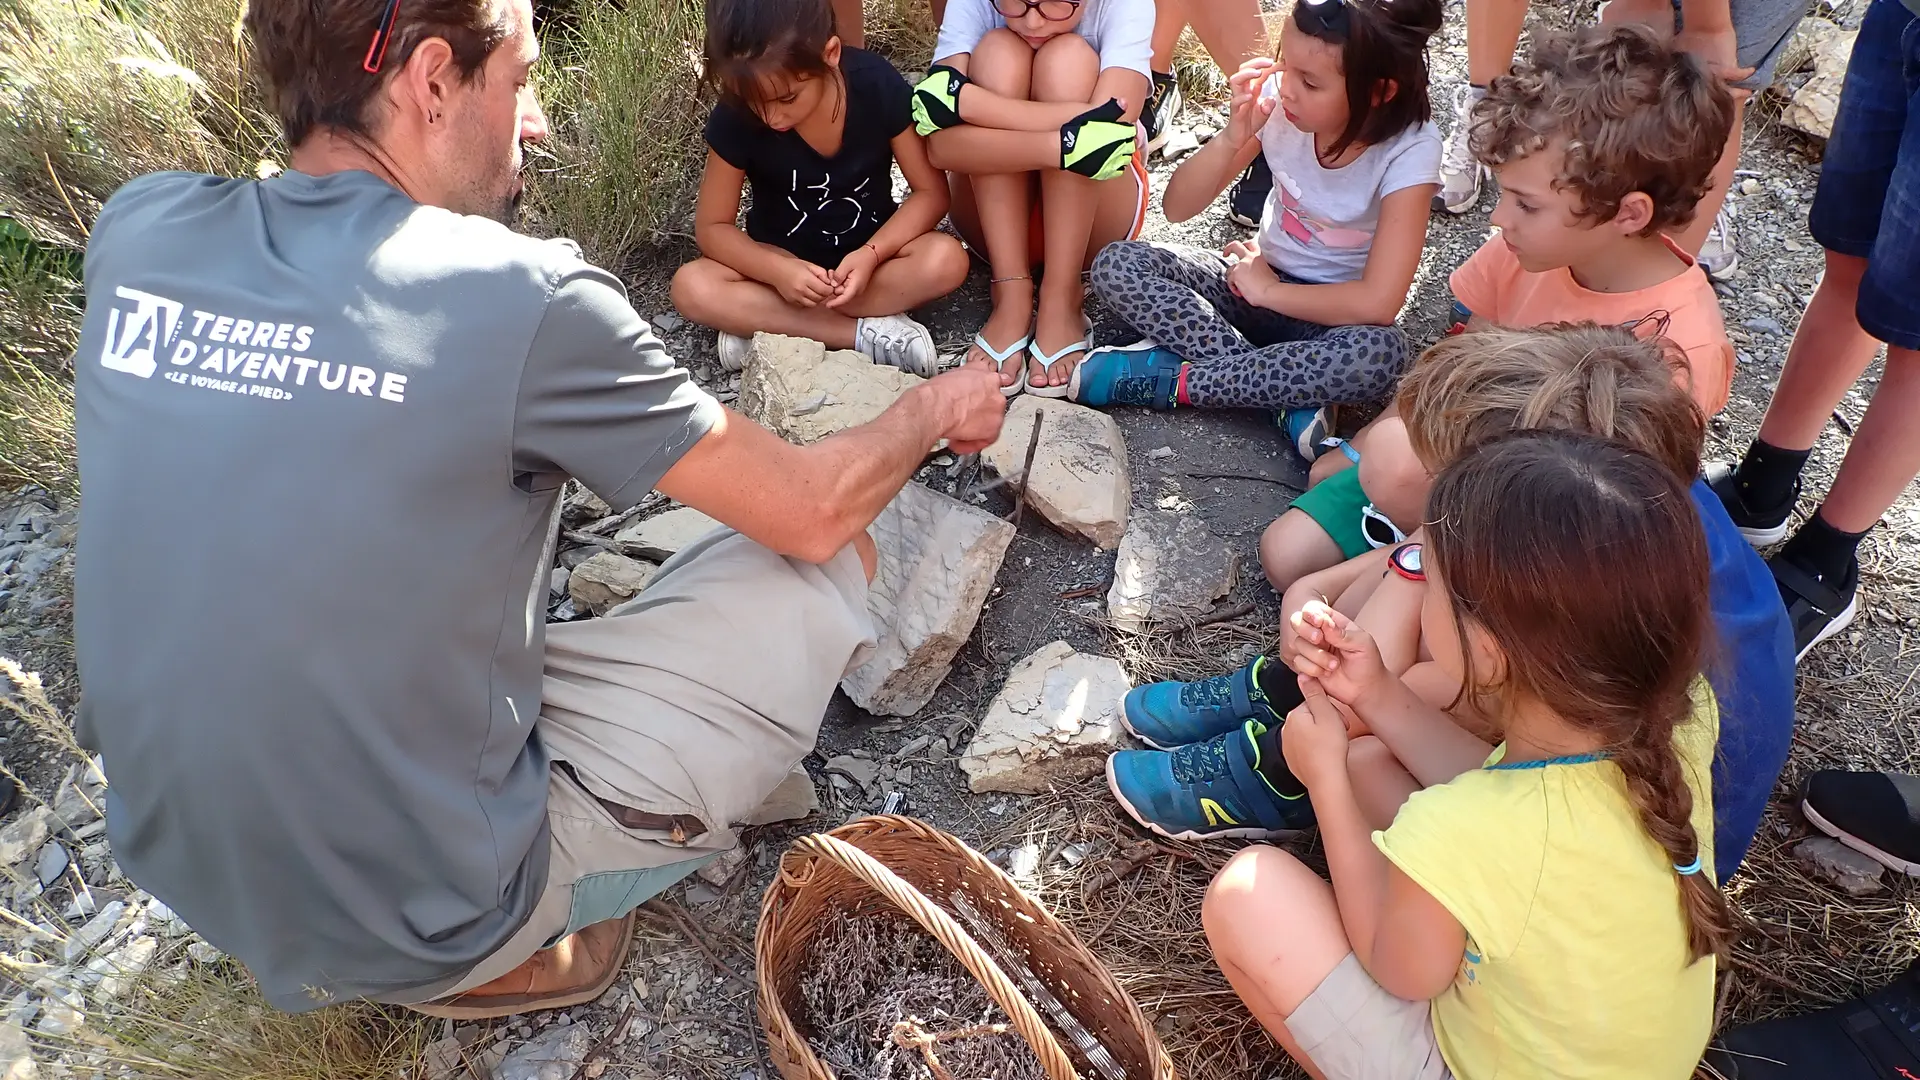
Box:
[776,259,837,308]
[1282,676,1353,793]
[1287,601,1392,709]
[1225,240,1280,305]
[1224,58,1279,148]
[1674,24,1753,87]
[919,365,1008,453]
[827,245,880,310]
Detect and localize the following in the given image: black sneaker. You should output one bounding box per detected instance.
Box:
[1703,459,1797,547]
[1803,770,1920,876]
[1769,551,1859,663]
[1144,71,1181,154]
[1227,154,1271,228]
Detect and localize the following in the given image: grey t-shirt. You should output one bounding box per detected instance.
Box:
[72,169,719,1011]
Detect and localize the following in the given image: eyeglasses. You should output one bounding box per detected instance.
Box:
[992,0,1082,21]
[1294,0,1352,39]
[364,0,403,73]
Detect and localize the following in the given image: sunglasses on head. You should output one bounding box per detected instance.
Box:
[1295,0,1353,39]
[993,0,1083,21]
[364,0,403,73]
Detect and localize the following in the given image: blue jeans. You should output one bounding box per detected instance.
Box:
[1808,0,1920,350]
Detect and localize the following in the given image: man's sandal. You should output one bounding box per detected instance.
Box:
[973,331,1034,398]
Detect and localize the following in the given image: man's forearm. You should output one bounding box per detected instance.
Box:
[800,384,954,553]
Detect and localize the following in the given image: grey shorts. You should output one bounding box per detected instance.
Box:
[428,527,875,998]
[1670,0,1821,89]
[1287,955,1452,1080]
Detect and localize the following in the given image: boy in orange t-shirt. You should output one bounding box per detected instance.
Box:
[1259,24,1738,593]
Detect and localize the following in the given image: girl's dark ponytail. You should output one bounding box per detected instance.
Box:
[1295,0,1444,159]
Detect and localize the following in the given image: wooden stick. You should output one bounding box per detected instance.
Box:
[1183,471,1293,486]
[1013,412,1045,526]
[1193,601,1256,627]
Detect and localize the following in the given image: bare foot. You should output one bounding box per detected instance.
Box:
[965,277,1035,391]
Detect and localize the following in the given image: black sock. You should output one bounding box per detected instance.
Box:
[1253,727,1308,798]
[1254,658,1306,716]
[1732,439,1812,512]
[1780,510,1867,585]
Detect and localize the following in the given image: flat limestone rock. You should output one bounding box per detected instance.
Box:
[1782,19,1854,140]
[961,641,1132,794]
[739,332,925,444]
[843,484,1016,716]
[494,1023,593,1080]
[1108,510,1237,630]
[982,397,1130,549]
[614,506,721,560]
[739,766,819,826]
[1795,836,1885,897]
[567,552,658,614]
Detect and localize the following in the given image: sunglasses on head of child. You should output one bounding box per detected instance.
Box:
[993,0,1083,21]
[1294,0,1353,38]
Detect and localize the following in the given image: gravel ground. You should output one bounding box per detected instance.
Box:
[0,1,1914,1076]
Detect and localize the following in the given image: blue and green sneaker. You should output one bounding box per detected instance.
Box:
[1068,341,1184,409]
[1123,655,1282,750]
[1106,721,1315,841]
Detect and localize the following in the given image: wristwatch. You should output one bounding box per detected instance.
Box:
[1388,542,1425,582]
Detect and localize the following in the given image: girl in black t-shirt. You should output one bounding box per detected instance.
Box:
[671,0,969,377]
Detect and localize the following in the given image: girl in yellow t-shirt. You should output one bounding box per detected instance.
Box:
[1202,430,1734,1080]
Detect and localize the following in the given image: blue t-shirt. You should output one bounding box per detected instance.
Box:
[1695,479,1796,880]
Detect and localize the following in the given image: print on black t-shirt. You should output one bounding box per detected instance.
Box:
[703,47,915,271]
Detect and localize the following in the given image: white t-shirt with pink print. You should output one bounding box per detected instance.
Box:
[1254,79,1440,285]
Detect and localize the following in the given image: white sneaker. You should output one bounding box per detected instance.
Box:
[1436,85,1488,215]
[855,314,938,377]
[716,331,753,372]
[1698,200,1739,280]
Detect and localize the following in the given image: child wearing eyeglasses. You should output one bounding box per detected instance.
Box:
[670,0,970,377]
[1070,0,1442,425]
[912,0,1154,397]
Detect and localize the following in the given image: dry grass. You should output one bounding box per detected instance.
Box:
[861,0,941,70]
[523,0,710,272]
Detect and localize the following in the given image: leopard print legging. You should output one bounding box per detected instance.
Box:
[1090,240,1410,410]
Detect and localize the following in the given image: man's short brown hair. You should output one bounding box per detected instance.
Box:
[1397,322,1706,484]
[246,0,513,148]
[1469,24,1735,233]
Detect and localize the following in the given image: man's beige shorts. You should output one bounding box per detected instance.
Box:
[1287,954,1452,1080]
[437,527,874,995]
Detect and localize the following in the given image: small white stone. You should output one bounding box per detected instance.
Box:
[567,552,659,615]
[62,902,126,964]
[0,809,53,869]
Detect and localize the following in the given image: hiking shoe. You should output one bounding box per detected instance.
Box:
[1107,721,1315,841]
[1145,71,1182,154]
[1124,655,1286,750]
[408,911,637,1019]
[1069,340,1184,409]
[717,331,753,372]
[1435,86,1488,215]
[1769,551,1859,663]
[1703,459,1797,547]
[1283,406,1333,462]
[1698,199,1739,280]
[1803,770,1920,876]
[855,314,939,377]
[1227,154,1272,228]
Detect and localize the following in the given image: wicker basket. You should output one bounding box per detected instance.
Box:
[756,815,1178,1080]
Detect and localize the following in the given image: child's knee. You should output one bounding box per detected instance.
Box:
[1030,32,1099,100]
[669,259,723,320]
[1202,845,1289,941]
[1259,509,1341,592]
[924,233,972,292]
[969,28,1038,93]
